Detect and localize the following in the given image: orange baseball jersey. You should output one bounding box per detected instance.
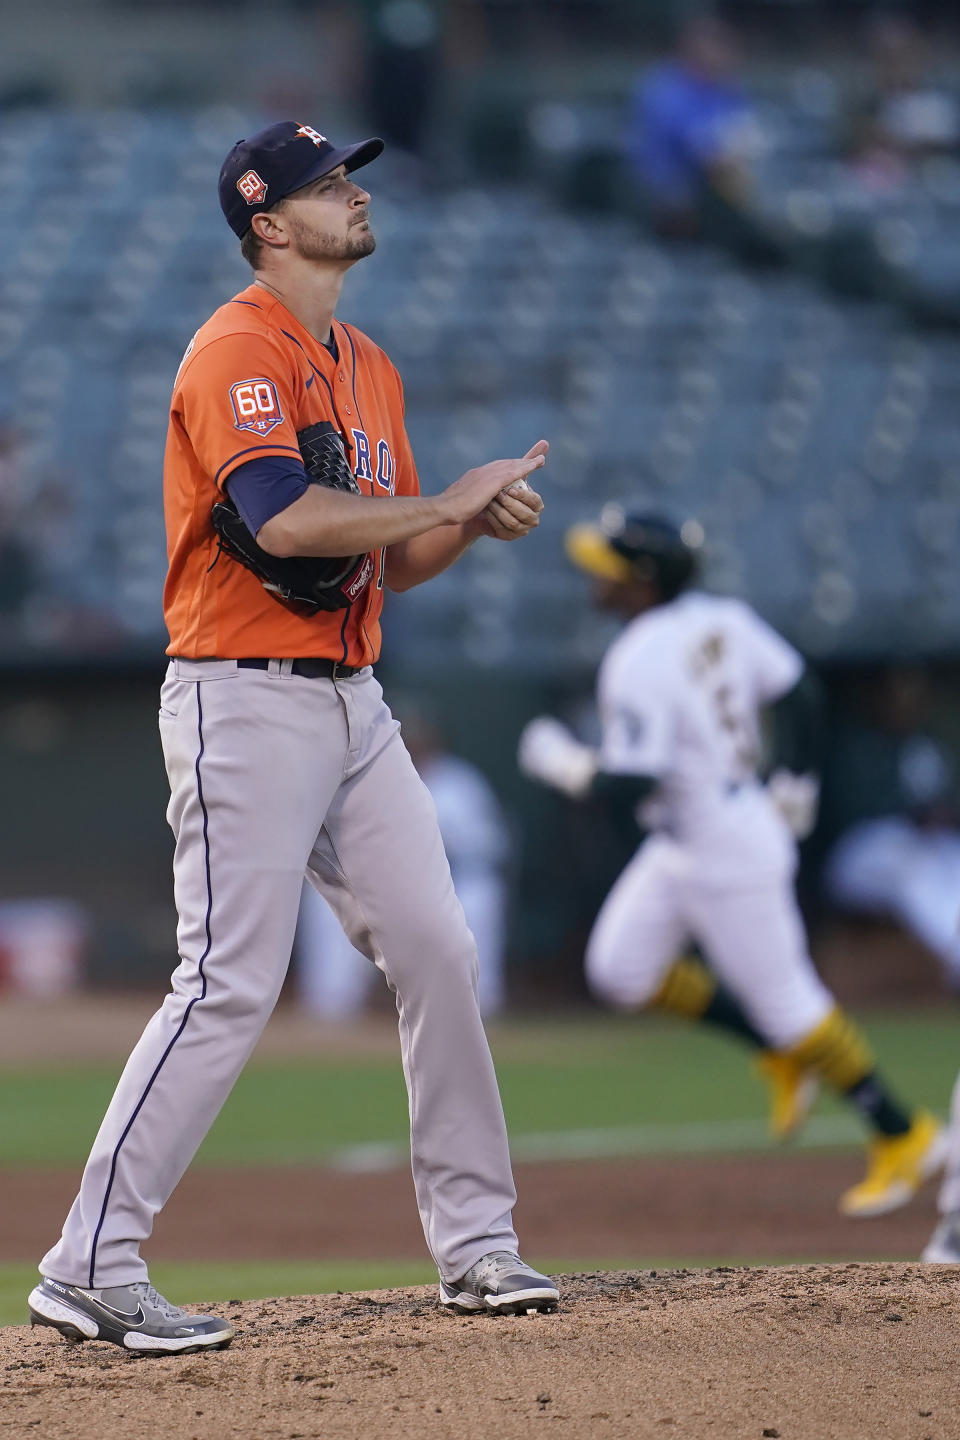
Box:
[163,283,418,663]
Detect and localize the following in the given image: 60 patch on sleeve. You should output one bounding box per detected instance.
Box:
[230,378,284,436]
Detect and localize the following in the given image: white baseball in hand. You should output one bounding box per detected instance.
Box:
[501,477,530,497]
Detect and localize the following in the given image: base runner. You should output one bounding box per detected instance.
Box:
[519,507,945,1217]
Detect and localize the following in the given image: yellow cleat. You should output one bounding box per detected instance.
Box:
[840,1110,948,1218]
[755,1051,819,1141]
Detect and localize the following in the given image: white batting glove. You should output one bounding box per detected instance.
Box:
[767,768,820,840]
[518,716,598,799]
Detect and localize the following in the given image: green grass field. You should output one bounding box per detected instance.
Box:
[2,1011,956,1326]
[6,1013,957,1167]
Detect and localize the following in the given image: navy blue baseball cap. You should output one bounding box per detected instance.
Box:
[219,121,384,238]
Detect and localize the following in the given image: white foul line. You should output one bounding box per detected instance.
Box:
[329,1113,863,1174]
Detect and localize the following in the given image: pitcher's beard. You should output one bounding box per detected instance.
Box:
[290,216,376,262]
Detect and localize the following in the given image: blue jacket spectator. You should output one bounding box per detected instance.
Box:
[626,18,761,240]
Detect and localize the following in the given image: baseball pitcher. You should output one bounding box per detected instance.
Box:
[29,121,559,1354]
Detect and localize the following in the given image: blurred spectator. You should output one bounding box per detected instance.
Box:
[323,0,447,183]
[0,426,114,651]
[844,14,959,193]
[0,427,39,630]
[0,898,88,997]
[821,667,960,989]
[364,1,443,159]
[296,703,511,1018]
[624,15,777,263]
[296,884,371,1021]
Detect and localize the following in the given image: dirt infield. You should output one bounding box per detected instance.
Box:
[3,1151,942,1268]
[5,1266,959,1440]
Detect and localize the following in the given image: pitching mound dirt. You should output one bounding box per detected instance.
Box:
[4,1266,958,1440]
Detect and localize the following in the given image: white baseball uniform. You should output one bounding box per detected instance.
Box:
[584,590,834,1049]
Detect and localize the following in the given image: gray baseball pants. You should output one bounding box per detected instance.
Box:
[41,659,519,1289]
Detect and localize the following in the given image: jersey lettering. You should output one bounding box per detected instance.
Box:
[376,438,396,492]
[351,427,373,481]
[686,628,757,780]
[688,631,726,679]
[711,680,757,778]
[230,378,284,436]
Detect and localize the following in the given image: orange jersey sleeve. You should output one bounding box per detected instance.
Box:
[176,329,306,493]
[163,286,416,665]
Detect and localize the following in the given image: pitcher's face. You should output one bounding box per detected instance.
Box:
[282,166,376,263]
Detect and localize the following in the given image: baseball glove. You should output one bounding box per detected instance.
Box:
[211,421,375,613]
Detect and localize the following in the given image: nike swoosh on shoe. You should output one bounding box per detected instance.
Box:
[90,1299,146,1325]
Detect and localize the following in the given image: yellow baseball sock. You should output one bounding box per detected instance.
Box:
[786,1007,911,1135]
[785,1007,873,1090]
[652,956,715,1019]
[652,956,766,1046]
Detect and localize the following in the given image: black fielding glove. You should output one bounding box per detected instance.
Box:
[210,422,375,613]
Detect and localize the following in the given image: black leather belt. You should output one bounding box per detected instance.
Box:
[237,658,363,679]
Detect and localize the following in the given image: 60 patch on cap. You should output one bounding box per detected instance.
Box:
[237,170,268,205]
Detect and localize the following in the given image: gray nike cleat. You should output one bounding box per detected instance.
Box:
[27,1277,235,1354]
[922,1212,960,1264]
[439,1252,559,1316]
